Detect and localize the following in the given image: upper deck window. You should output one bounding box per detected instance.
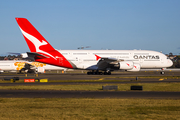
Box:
[73,53,87,55]
[62,53,68,55]
[93,53,129,55]
[134,53,149,55]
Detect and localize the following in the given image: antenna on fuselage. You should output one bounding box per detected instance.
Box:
[77,46,91,49]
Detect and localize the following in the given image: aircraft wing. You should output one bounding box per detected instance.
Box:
[97,57,123,70]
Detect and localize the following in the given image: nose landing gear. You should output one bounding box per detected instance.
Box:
[161,71,165,75]
[160,68,165,75]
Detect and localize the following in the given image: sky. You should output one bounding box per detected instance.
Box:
[0,0,180,55]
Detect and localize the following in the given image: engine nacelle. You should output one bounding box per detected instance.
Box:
[21,53,28,58]
[119,61,134,70]
[127,63,141,71]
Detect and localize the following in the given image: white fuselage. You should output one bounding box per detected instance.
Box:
[57,50,173,70]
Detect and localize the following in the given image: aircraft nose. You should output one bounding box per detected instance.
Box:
[168,59,173,67]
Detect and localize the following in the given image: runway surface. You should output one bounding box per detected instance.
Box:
[0,90,180,99]
[0,79,180,86]
[0,71,179,79]
[0,71,180,99]
[0,71,180,85]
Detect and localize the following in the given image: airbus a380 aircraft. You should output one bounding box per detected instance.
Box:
[15,18,173,75]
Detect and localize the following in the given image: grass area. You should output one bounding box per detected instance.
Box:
[1,83,180,91]
[0,98,180,120]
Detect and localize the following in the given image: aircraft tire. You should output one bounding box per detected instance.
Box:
[108,72,111,75]
[87,72,91,75]
[161,71,165,75]
[87,72,104,75]
[104,71,111,75]
[99,72,103,75]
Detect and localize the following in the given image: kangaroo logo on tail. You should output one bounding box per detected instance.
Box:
[19,28,56,59]
[15,18,75,69]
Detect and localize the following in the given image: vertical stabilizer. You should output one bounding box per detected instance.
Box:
[15,18,55,53]
[15,18,74,69]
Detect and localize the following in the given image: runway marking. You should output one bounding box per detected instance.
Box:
[98,78,104,81]
[159,78,164,81]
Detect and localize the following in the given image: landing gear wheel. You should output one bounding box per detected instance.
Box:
[104,71,111,75]
[161,71,165,75]
[107,72,111,75]
[99,72,103,75]
[87,72,92,75]
[87,71,105,75]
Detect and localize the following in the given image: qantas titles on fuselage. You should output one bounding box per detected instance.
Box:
[16,18,173,75]
[134,55,159,59]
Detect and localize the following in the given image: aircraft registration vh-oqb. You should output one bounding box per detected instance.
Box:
[15,18,173,75]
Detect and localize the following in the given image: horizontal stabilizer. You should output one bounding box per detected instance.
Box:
[27,52,49,60]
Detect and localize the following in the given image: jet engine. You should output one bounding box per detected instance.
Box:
[127,63,141,71]
[119,61,134,70]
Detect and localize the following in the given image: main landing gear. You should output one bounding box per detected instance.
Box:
[103,71,111,75]
[160,68,165,75]
[87,70,111,75]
